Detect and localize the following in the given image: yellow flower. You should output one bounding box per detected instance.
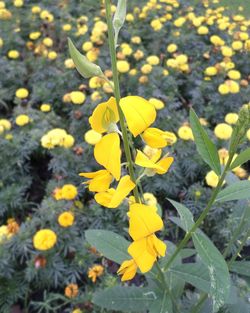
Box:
[88,264,104,282]
[146,56,159,66]
[61,184,78,200]
[16,88,29,99]
[142,128,176,148]
[0,225,11,243]
[117,60,130,73]
[43,37,53,47]
[65,284,79,298]
[232,41,243,50]
[214,123,233,140]
[79,169,113,192]
[143,193,157,206]
[63,134,75,148]
[178,125,194,140]
[0,119,11,130]
[15,114,30,126]
[221,46,233,57]
[197,26,209,35]
[13,0,23,7]
[117,259,137,281]
[205,170,219,188]
[40,104,51,112]
[151,19,163,31]
[210,35,225,46]
[94,133,121,180]
[84,129,102,145]
[70,91,86,104]
[58,212,74,227]
[141,64,152,74]
[167,44,178,53]
[89,97,119,133]
[29,32,41,40]
[218,83,230,95]
[48,51,57,60]
[225,113,238,124]
[82,41,93,52]
[205,66,217,76]
[149,98,165,110]
[33,229,57,250]
[94,175,135,208]
[228,70,241,80]
[120,96,156,137]
[135,149,174,175]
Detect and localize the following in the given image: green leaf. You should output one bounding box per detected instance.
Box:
[230,261,250,277]
[169,263,210,293]
[68,38,103,78]
[190,109,221,176]
[216,181,250,202]
[230,148,250,169]
[180,248,196,259]
[113,0,127,46]
[85,229,130,264]
[93,286,157,312]
[168,199,194,231]
[192,233,230,312]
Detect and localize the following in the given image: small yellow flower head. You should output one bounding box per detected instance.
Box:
[149,98,165,110]
[221,46,233,57]
[63,134,75,148]
[151,19,163,31]
[31,6,41,14]
[62,24,72,31]
[117,259,137,281]
[61,184,78,201]
[218,83,230,95]
[197,26,209,35]
[142,127,173,148]
[218,148,229,165]
[232,41,243,51]
[79,169,113,192]
[227,70,241,80]
[225,113,238,125]
[15,88,29,99]
[174,17,186,27]
[82,41,93,52]
[210,35,225,46]
[120,96,156,137]
[65,284,79,298]
[214,123,233,140]
[64,58,75,69]
[0,119,11,131]
[84,129,102,145]
[70,91,86,105]
[143,193,157,206]
[117,60,130,73]
[40,104,51,112]
[72,309,82,313]
[146,56,160,66]
[205,170,219,188]
[178,125,194,140]
[58,212,74,227]
[0,225,11,243]
[33,229,57,250]
[13,0,23,7]
[48,51,57,60]
[88,264,104,282]
[167,44,178,53]
[43,37,53,47]
[15,114,30,126]
[205,66,217,76]
[29,32,41,40]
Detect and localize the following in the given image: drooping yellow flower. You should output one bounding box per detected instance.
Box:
[117,259,137,281]
[94,175,135,208]
[135,150,174,175]
[120,96,156,137]
[94,133,121,180]
[128,203,163,241]
[142,128,176,148]
[89,97,119,133]
[79,169,113,192]
[33,229,57,250]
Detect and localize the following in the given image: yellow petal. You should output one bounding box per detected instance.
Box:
[117,259,137,281]
[89,97,119,133]
[94,188,115,207]
[147,234,167,257]
[128,238,156,273]
[142,128,168,148]
[155,157,174,175]
[120,96,156,137]
[79,169,113,192]
[128,203,163,240]
[135,150,162,171]
[94,133,121,180]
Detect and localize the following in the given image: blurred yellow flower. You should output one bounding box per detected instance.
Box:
[58,212,74,227]
[61,184,78,200]
[16,88,29,99]
[214,123,233,140]
[15,114,30,126]
[33,229,57,250]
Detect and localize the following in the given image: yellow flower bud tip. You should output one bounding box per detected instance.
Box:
[117,259,137,281]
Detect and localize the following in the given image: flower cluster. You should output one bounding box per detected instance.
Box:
[41,128,75,149]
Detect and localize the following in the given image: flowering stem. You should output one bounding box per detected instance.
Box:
[105,0,140,203]
[163,154,234,272]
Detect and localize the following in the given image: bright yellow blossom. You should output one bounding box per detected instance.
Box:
[79,169,113,192]
[33,229,57,250]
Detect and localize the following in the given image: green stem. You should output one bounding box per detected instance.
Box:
[164,155,234,272]
[104,0,140,202]
[190,293,207,313]
[228,228,250,267]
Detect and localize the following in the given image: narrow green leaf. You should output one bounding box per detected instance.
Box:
[113,0,127,46]
[85,229,129,264]
[93,286,157,312]
[230,261,250,277]
[170,263,211,293]
[168,199,194,231]
[230,148,250,169]
[216,181,250,202]
[192,233,230,312]
[68,38,103,78]
[190,109,221,175]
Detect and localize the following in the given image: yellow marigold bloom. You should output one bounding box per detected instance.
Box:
[126,13,134,22]
[120,96,156,137]
[151,19,163,31]
[178,125,194,140]
[167,43,178,53]
[218,83,230,95]
[58,212,74,227]
[214,123,233,140]
[82,41,93,52]
[14,0,23,7]
[65,284,79,298]
[234,167,247,178]
[61,184,78,200]
[225,113,238,124]
[43,37,53,47]
[117,259,137,281]
[221,46,233,57]
[16,114,30,126]
[70,91,86,104]
[72,309,82,313]
[65,58,75,69]
[117,60,130,73]
[210,35,225,46]
[142,128,175,148]
[232,41,243,50]
[79,169,113,192]
[48,51,57,60]
[205,66,217,76]
[31,6,41,14]
[174,17,186,27]
[135,149,174,175]
[0,119,11,130]
[94,133,121,180]
[84,129,102,145]
[62,24,72,31]
[149,98,165,110]
[95,175,135,208]
[53,187,63,200]
[63,134,75,148]
[176,54,188,65]
[88,264,104,282]
[33,229,57,250]
[146,56,160,66]
[40,104,51,112]
[8,50,19,60]
[0,225,10,243]
[131,36,141,44]
[141,64,152,74]
[29,32,41,40]
[228,70,241,80]
[89,97,119,133]
[16,88,29,99]
[205,170,219,188]
[197,26,209,35]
